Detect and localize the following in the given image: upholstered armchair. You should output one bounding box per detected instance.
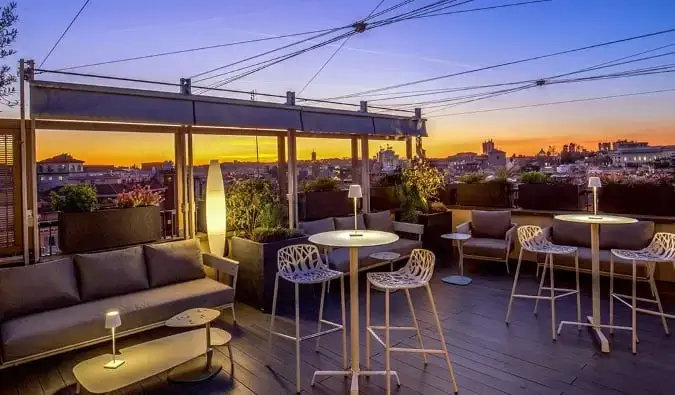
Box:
[456,210,517,274]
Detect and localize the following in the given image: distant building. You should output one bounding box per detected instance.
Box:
[487,149,507,168]
[610,144,675,167]
[612,139,648,150]
[375,146,400,173]
[311,151,317,162]
[598,142,612,152]
[482,139,495,154]
[37,153,85,192]
[141,161,174,172]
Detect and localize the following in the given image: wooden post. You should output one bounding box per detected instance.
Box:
[174,128,186,238]
[361,135,370,213]
[18,59,29,264]
[187,126,195,238]
[277,135,286,202]
[29,116,38,262]
[286,91,298,228]
[405,137,413,160]
[351,137,359,184]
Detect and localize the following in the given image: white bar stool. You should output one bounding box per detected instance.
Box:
[610,232,675,354]
[267,244,347,394]
[366,249,459,395]
[506,225,581,341]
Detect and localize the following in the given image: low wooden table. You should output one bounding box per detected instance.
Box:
[73,327,231,394]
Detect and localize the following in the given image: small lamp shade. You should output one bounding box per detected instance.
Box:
[588,176,602,188]
[105,311,121,329]
[348,184,363,199]
[206,160,227,257]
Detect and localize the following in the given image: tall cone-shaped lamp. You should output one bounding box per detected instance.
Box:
[206,160,226,256]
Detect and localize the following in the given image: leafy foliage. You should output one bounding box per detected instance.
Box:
[50,184,98,213]
[302,177,340,192]
[226,178,290,240]
[0,2,17,108]
[116,185,164,208]
[250,227,303,243]
[401,159,445,206]
[429,201,448,213]
[457,172,487,184]
[520,171,550,184]
[374,169,402,187]
[600,172,675,186]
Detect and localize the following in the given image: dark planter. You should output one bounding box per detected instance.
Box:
[439,184,458,206]
[599,184,675,216]
[417,211,453,262]
[58,206,161,254]
[370,186,400,211]
[229,235,310,312]
[299,190,351,221]
[517,183,582,211]
[457,182,512,208]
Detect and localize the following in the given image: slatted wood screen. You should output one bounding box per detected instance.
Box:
[0,130,21,255]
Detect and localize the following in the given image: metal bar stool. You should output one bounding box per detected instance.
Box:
[506,225,581,341]
[610,232,675,354]
[267,244,347,394]
[366,249,459,395]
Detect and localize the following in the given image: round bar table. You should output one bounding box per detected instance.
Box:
[555,214,636,353]
[309,230,399,395]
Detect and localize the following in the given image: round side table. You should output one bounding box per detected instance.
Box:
[166,308,230,382]
[441,233,472,286]
[369,251,401,293]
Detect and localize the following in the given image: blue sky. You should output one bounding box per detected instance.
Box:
[11,0,675,163]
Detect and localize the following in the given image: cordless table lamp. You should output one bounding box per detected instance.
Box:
[588,176,602,218]
[348,185,363,236]
[104,310,124,369]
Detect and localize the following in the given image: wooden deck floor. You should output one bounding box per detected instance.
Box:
[1,260,675,395]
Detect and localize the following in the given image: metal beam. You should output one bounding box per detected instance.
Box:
[361,135,370,213]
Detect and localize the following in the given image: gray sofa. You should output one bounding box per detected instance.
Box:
[0,239,238,368]
[456,210,517,274]
[543,219,654,279]
[299,211,424,273]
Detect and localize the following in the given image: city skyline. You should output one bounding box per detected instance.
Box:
[13,0,675,164]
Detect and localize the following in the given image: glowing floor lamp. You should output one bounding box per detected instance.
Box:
[206,160,227,256]
[588,176,602,218]
[104,310,124,369]
[348,185,362,237]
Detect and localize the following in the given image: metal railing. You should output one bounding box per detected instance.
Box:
[38,209,180,257]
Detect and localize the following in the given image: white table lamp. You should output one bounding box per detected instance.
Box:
[104,311,124,369]
[588,176,602,217]
[348,185,363,237]
[206,160,227,257]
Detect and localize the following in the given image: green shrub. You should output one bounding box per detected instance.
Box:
[250,227,303,243]
[226,179,287,239]
[50,185,98,213]
[302,177,340,192]
[429,201,448,213]
[520,171,550,184]
[457,172,487,184]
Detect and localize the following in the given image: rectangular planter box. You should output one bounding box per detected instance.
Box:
[417,211,453,263]
[299,190,351,221]
[370,186,400,211]
[517,183,582,211]
[457,182,512,208]
[229,235,309,312]
[599,184,675,216]
[58,206,161,254]
[439,184,458,206]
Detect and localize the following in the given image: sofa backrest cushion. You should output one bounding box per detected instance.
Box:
[75,246,149,301]
[365,211,394,232]
[0,257,80,322]
[334,214,366,231]
[299,217,335,235]
[143,239,205,288]
[551,219,592,248]
[600,221,654,250]
[471,210,511,239]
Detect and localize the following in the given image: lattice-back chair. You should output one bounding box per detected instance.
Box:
[365,249,459,395]
[506,225,581,341]
[267,244,347,394]
[610,232,675,354]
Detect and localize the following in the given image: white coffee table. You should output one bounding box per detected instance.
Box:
[73,327,231,394]
[165,308,224,382]
[441,233,472,286]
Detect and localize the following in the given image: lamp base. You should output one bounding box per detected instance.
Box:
[349,232,363,237]
[588,215,603,220]
[104,359,125,369]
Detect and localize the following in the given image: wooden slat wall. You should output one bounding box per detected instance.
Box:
[0,129,21,255]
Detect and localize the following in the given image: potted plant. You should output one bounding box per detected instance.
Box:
[298,177,350,220]
[599,173,675,216]
[226,179,308,311]
[370,170,402,211]
[517,171,582,211]
[398,160,453,259]
[53,185,163,254]
[456,170,513,208]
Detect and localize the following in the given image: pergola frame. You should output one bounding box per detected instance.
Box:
[15,59,427,264]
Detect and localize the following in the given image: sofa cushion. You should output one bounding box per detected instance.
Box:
[365,211,394,232]
[299,217,335,235]
[327,238,421,273]
[463,237,509,259]
[334,214,366,231]
[0,278,233,362]
[471,210,511,239]
[599,221,654,250]
[551,219,592,248]
[0,258,80,323]
[75,246,149,302]
[143,239,205,288]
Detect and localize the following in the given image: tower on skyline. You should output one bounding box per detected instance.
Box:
[482,139,495,154]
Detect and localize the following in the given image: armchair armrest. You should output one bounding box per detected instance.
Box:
[203,253,239,291]
[393,221,424,241]
[505,223,518,242]
[456,221,471,234]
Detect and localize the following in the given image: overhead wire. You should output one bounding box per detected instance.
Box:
[39,0,91,67]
